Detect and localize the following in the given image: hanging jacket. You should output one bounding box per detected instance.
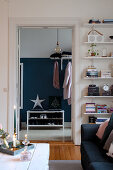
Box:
[63,62,72,105]
[53,61,60,89]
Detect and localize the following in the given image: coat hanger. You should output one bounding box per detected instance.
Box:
[88,25,103,36]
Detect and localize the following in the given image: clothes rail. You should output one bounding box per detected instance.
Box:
[61,55,72,70]
[50,55,72,70]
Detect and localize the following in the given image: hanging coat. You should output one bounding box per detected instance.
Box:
[53,61,60,89]
[63,62,72,105]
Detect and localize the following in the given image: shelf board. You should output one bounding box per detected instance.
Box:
[83,57,113,59]
[29,118,63,120]
[84,42,113,44]
[28,125,63,127]
[28,110,64,113]
[84,113,111,115]
[83,77,113,80]
[84,23,113,28]
[84,96,113,98]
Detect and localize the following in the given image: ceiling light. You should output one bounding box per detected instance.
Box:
[55,28,62,53]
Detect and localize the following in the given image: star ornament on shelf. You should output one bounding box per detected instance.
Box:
[30,94,45,109]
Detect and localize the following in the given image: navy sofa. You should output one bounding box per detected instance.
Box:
[81,124,113,170]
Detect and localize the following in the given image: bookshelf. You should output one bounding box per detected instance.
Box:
[81,23,113,124]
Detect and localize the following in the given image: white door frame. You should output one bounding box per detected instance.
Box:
[8,17,81,145]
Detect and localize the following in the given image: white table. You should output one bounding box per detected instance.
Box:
[0,143,49,170]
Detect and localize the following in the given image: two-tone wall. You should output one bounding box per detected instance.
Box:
[20,58,71,122]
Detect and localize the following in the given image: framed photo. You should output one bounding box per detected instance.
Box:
[49,96,61,110]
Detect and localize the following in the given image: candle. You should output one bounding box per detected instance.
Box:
[13,134,16,148]
[14,105,16,133]
[102,48,107,57]
[0,124,2,129]
[25,134,27,139]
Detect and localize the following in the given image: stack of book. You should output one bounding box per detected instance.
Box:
[96,118,108,124]
[86,66,98,77]
[97,105,108,113]
[102,19,113,23]
[109,108,113,113]
[86,103,96,113]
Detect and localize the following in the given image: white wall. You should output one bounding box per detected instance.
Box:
[0,0,8,131]
[9,0,113,18]
[0,0,113,137]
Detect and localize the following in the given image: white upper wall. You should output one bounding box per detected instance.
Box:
[9,0,113,18]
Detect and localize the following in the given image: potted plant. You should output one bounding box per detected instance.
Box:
[0,127,9,148]
[88,43,97,56]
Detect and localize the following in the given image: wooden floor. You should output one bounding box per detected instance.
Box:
[31,141,81,160]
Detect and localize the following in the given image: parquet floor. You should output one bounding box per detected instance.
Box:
[31,141,81,160]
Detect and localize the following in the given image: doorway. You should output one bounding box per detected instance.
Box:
[18,27,72,141]
[8,18,80,145]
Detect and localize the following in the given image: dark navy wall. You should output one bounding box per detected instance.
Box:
[20,58,71,122]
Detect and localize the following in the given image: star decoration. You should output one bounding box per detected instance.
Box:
[30,94,45,109]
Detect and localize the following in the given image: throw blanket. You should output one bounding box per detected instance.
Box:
[53,61,60,89]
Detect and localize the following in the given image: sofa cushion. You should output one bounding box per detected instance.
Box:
[96,119,109,139]
[88,162,113,170]
[101,113,113,146]
[104,130,113,151]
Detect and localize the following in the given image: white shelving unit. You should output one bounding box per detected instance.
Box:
[27,110,64,131]
[81,23,113,124]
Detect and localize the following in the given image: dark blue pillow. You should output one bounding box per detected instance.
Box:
[101,113,113,146]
